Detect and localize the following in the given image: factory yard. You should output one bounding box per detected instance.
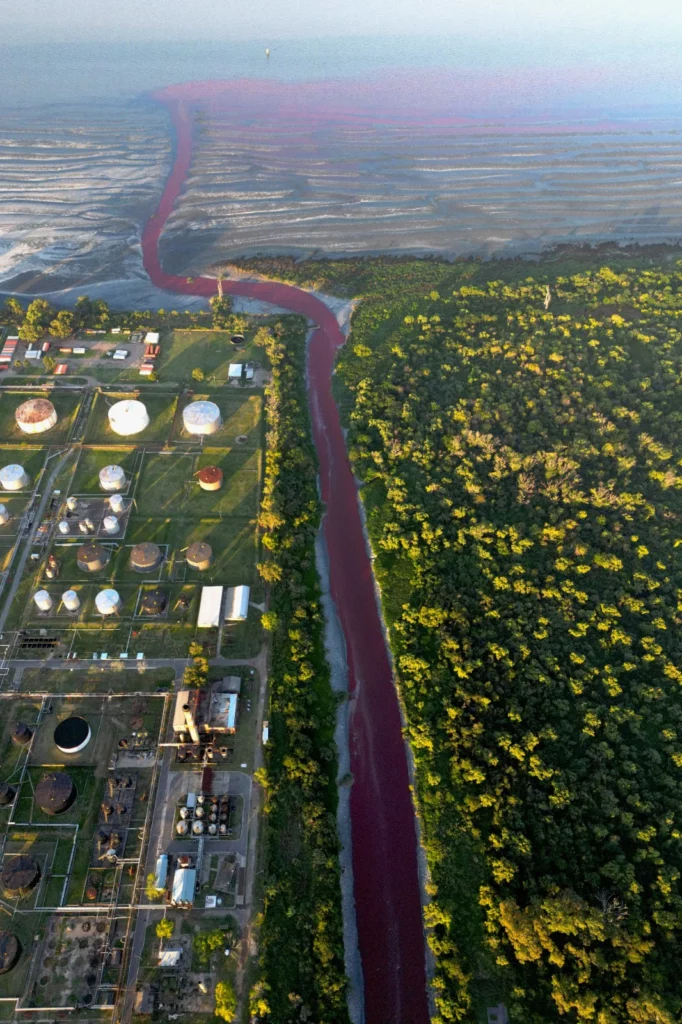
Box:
[0,322,273,1023]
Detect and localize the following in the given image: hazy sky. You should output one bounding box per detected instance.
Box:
[4,0,682,43]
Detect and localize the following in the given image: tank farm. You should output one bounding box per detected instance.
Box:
[142,87,430,1024]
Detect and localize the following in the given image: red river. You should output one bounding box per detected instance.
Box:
[143,95,430,1024]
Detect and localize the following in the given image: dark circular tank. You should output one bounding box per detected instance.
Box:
[0,783,16,807]
[140,589,167,616]
[0,932,21,973]
[35,771,76,815]
[76,542,109,573]
[11,722,33,747]
[54,717,91,754]
[186,541,213,570]
[129,542,163,573]
[1,855,40,896]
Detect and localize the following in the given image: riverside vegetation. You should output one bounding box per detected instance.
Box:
[322,262,682,1023]
[252,316,348,1023]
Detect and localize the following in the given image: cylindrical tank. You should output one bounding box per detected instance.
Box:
[62,590,80,611]
[78,521,89,535]
[66,496,78,512]
[107,400,149,437]
[183,401,222,436]
[186,541,212,571]
[109,493,125,514]
[197,466,223,492]
[83,517,95,532]
[195,806,204,819]
[102,515,119,535]
[0,465,29,491]
[176,820,189,836]
[0,505,10,526]
[130,542,163,573]
[58,520,70,535]
[0,932,21,975]
[77,542,109,573]
[34,590,53,612]
[1,856,40,897]
[219,824,227,835]
[95,589,121,616]
[197,794,205,805]
[208,824,217,835]
[192,821,204,835]
[11,723,32,747]
[15,398,57,435]
[54,717,91,754]
[0,782,16,807]
[34,771,76,815]
[140,589,167,616]
[179,806,190,820]
[99,465,126,492]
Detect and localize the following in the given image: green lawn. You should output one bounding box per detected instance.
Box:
[192,449,261,517]
[70,447,137,494]
[134,452,195,515]
[0,494,30,536]
[174,517,258,584]
[84,392,178,445]
[18,666,175,694]
[157,329,268,383]
[0,391,81,444]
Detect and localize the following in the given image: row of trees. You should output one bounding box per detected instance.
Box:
[250,316,349,1023]
[336,264,682,1022]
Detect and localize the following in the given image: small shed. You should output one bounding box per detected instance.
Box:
[158,948,182,968]
[198,586,223,628]
[228,364,242,379]
[154,854,168,891]
[224,585,249,622]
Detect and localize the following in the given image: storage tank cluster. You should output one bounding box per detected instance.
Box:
[183,400,222,436]
[99,464,126,492]
[0,465,29,491]
[108,399,149,437]
[15,398,58,435]
[176,793,233,838]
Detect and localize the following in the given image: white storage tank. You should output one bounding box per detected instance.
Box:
[183,400,222,436]
[0,505,10,526]
[62,590,80,611]
[58,520,70,535]
[34,590,53,612]
[109,493,125,514]
[107,400,149,437]
[192,821,204,835]
[0,465,29,491]
[15,398,58,435]
[66,496,78,512]
[95,589,121,616]
[102,516,119,535]
[99,465,126,492]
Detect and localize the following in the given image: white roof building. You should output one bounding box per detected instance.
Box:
[228,364,242,379]
[224,585,249,621]
[158,949,182,967]
[197,586,223,628]
[145,332,160,345]
[172,690,191,733]
[210,692,238,734]
[154,855,168,891]
[171,867,196,907]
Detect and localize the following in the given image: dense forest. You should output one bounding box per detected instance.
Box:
[252,316,349,1023]
[331,263,682,1022]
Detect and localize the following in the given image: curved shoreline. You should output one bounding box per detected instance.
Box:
[143,93,430,1024]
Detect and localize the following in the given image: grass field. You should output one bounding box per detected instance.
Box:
[177,517,258,583]
[191,449,261,517]
[85,393,178,445]
[0,391,81,444]
[157,329,268,383]
[0,495,30,537]
[70,447,138,494]
[134,452,195,514]
[18,666,175,693]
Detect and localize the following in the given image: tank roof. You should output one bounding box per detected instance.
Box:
[35,771,76,816]
[140,589,167,615]
[130,542,163,570]
[187,541,212,562]
[1,855,40,894]
[77,542,107,565]
[197,465,223,486]
[15,398,56,423]
[11,722,32,746]
[54,717,90,753]
[0,783,15,807]
[0,932,21,974]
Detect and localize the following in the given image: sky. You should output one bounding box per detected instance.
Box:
[4,0,682,44]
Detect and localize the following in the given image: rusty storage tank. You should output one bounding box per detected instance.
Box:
[186,541,212,571]
[15,398,57,435]
[129,542,163,573]
[197,465,223,492]
[11,722,33,747]
[0,932,21,974]
[54,717,91,754]
[139,589,167,616]
[99,464,126,492]
[0,782,16,807]
[77,541,109,573]
[35,771,76,815]
[1,855,40,897]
